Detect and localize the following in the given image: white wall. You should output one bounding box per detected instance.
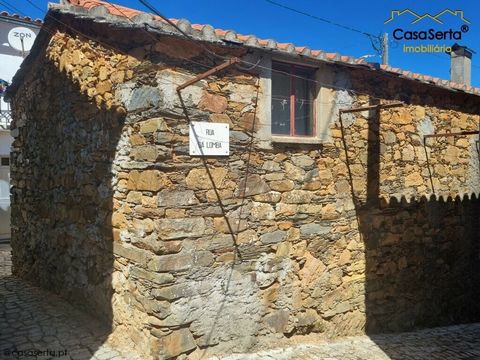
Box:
[0,131,11,238]
[0,53,24,111]
[0,48,24,239]
[0,53,24,81]
[0,18,40,239]
[0,131,12,154]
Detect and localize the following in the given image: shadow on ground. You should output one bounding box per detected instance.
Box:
[369,324,480,360]
[1,278,110,359]
[6,34,126,356]
[1,245,138,359]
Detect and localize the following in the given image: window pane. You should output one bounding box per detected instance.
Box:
[271,63,291,135]
[294,68,314,136]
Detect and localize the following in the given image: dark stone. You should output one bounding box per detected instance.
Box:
[235,174,270,197]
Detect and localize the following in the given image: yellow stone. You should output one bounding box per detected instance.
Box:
[99,66,109,81]
[186,168,228,190]
[139,118,168,133]
[339,249,351,265]
[237,229,257,244]
[133,218,154,233]
[112,212,127,228]
[391,109,412,124]
[127,170,171,191]
[405,172,423,187]
[321,203,338,220]
[110,70,125,83]
[126,191,142,204]
[141,195,157,208]
[165,209,186,218]
[456,138,470,148]
[130,134,146,146]
[330,128,342,138]
[276,243,290,257]
[277,222,292,230]
[414,106,426,119]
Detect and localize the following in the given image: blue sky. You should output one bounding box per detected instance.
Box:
[3,0,480,86]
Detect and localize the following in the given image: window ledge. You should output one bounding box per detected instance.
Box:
[271,136,322,145]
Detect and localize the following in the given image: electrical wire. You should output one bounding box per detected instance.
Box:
[129,0,407,104]
[0,0,21,16]
[6,0,414,169]
[13,0,408,106]
[264,0,385,57]
[264,0,376,38]
[28,0,400,103]
[137,0,227,61]
[6,0,479,94]
[5,0,362,131]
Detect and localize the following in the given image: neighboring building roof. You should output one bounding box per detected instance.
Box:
[0,11,43,26]
[10,0,480,97]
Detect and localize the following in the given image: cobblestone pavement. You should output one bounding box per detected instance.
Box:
[0,244,140,360]
[2,244,480,360]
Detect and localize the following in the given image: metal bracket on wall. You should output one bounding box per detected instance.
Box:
[423,130,480,153]
[338,101,404,216]
[339,102,404,114]
[422,130,480,195]
[423,130,479,140]
[174,56,243,262]
[176,57,241,92]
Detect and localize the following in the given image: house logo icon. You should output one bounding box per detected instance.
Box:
[384,9,470,25]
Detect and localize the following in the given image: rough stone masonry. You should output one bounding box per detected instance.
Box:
[6,4,480,360]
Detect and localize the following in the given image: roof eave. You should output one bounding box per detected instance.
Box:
[7,1,480,99]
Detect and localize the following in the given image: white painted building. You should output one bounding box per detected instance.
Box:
[0,12,41,239]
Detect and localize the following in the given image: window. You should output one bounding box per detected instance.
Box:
[0,157,8,166]
[271,61,316,137]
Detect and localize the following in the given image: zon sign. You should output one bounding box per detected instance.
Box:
[7,27,36,52]
[189,121,230,156]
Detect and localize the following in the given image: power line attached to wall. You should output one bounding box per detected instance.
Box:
[264,0,389,64]
[6,0,408,105]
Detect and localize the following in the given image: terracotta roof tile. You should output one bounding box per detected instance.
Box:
[58,0,480,96]
[257,39,269,46]
[214,29,227,36]
[0,10,43,24]
[276,42,290,50]
[191,24,203,31]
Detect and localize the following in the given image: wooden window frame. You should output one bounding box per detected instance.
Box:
[271,61,317,138]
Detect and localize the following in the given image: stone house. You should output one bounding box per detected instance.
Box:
[6,0,480,359]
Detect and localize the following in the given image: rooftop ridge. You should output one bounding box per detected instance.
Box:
[0,10,43,25]
[49,0,480,96]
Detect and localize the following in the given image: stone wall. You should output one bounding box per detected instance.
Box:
[10,30,135,350]
[10,25,480,360]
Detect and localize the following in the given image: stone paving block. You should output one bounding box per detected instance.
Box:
[70,348,94,360]
[0,246,136,360]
